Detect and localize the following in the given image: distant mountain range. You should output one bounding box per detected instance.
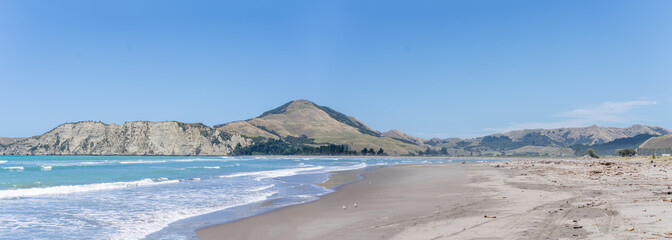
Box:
[425,125,670,157]
[1,99,670,156]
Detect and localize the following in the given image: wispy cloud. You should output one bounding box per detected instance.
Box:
[561,100,657,122]
[484,100,657,133]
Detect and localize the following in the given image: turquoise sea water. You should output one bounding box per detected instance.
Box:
[0,156,497,239]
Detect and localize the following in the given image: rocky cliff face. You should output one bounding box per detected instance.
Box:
[0,121,252,155]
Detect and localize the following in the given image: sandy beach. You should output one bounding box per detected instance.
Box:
[198,158,672,239]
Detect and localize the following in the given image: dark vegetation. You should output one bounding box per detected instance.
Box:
[232,139,358,155]
[177,122,208,131]
[231,135,370,156]
[415,147,449,156]
[454,133,559,154]
[476,133,557,151]
[617,149,637,157]
[571,134,656,156]
[231,134,388,156]
[253,125,282,137]
[455,140,473,148]
[359,147,386,156]
[210,131,232,145]
[587,149,600,158]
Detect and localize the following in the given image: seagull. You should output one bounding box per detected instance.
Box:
[353,203,358,208]
[342,205,347,210]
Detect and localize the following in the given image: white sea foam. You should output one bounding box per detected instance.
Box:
[247,184,275,192]
[172,158,220,162]
[0,178,179,199]
[119,160,167,164]
[2,166,24,171]
[0,160,7,164]
[188,166,221,169]
[30,161,114,168]
[48,161,112,167]
[79,161,107,165]
[41,166,52,171]
[110,190,278,240]
[221,166,324,181]
[324,163,367,172]
[173,159,197,162]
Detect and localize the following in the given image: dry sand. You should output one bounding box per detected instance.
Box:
[197,159,672,239]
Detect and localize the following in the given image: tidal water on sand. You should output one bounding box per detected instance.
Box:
[0,156,496,239]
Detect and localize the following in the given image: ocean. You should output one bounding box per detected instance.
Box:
[0,156,495,239]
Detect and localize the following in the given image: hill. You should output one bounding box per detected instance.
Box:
[571,134,659,156]
[0,121,251,155]
[638,134,672,155]
[381,129,426,145]
[492,125,670,147]
[215,100,422,155]
[1,99,669,157]
[425,125,670,157]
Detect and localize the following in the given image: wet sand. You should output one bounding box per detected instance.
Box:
[197,159,672,239]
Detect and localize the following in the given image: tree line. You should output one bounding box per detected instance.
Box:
[231,139,387,156]
[360,148,386,156]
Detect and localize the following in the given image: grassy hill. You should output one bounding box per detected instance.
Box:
[215,100,423,155]
[492,125,671,147]
[381,129,426,145]
[638,134,672,155]
[571,134,658,156]
[423,125,670,157]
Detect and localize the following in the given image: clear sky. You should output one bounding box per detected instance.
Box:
[1,0,671,138]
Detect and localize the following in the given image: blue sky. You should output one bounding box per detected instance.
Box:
[1,0,671,138]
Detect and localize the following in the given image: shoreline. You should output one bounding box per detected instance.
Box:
[196,162,487,239]
[0,154,584,160]
[197,158,672,239]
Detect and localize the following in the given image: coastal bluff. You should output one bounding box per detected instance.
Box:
[1,99,670,157]
[0,121,251,155]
